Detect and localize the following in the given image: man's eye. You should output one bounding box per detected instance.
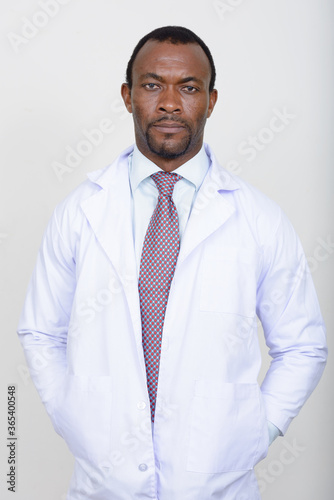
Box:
[144,83,159,90]
[183,86,198,93]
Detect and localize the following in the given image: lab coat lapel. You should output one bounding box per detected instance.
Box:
[178,148,240,265]
[80,147,141,328]
[80,144,240,309]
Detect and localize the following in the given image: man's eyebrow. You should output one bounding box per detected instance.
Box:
[141,72,164,82]
[178,76,202,84]
[140,73,203,85]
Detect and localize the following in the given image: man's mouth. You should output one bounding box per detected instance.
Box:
[151,121,187,134]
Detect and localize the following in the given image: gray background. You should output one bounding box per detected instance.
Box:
[1,0,333,498]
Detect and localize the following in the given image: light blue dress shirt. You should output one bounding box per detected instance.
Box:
[128,144,210,274]
[128,143,281,445]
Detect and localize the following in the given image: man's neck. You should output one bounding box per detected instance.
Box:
[135,143,203,172]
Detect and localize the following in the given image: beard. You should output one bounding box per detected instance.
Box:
[145,122,192,159]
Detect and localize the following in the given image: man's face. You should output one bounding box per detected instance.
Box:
[121,40,218,171]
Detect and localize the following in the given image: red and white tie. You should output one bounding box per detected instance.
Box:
[138,171,182,422]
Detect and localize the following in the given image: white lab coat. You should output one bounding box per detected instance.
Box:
[18,144,327,499]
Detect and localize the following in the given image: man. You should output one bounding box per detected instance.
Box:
[18,26,327,499]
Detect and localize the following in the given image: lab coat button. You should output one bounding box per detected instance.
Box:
[138,463,148,472]
[137,401,146,410]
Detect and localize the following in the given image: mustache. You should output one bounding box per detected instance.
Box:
[149,117,190,128]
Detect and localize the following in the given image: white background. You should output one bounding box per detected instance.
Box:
[1,0,333,498]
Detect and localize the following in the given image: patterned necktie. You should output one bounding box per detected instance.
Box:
[138,170,182,422]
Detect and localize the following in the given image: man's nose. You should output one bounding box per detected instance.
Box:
[157,86,182,113]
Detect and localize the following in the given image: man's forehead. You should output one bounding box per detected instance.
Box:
[132,40,211,79]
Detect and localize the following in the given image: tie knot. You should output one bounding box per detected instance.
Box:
[151,171,182,198]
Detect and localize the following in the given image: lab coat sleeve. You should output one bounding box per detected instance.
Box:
[17,205,76,417]
[256,209,327,435]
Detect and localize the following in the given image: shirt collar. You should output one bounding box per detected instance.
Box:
[129,144,210,193]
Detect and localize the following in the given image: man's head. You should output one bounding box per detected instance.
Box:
[125,26,216,93]
[121,26,218,171]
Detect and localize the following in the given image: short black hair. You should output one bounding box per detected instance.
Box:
[125,26,216,92]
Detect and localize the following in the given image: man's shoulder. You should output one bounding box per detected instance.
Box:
[232,173,281,215]
[206,144,282,217]
[205,145,293,247]
[55,145,134,215]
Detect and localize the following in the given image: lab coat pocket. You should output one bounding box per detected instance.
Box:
[186,380,269,473]
[200,246,256,317]
[50,375,112,465]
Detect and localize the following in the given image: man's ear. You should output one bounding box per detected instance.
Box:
[121,83,132,113]
[207,89,218,118]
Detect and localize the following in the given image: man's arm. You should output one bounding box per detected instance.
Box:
[256,209,327,436]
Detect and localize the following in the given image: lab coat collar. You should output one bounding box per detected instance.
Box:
[177,144,240,264]
[83,143,240,272]
[86,144,134,189]
[86,143,240,192]
[129,143,210,194]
